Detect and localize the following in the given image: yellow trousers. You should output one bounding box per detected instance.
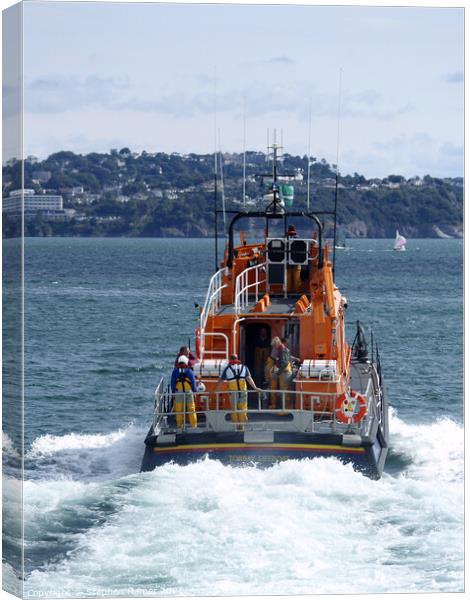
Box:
[173,392,197,427]
[230,391,248,423]
[254,346,270,385]
[269,371,293,409]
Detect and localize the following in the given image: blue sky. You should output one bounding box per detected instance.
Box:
[21,1,464,178]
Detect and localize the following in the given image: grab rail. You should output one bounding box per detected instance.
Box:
[199,268,227,333]
[234,262,266,314]
[200,331,229,360]
[152,386,377,435]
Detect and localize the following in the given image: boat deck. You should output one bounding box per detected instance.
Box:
[215,295,303,316]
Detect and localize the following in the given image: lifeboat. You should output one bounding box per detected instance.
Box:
[141,144,389,479]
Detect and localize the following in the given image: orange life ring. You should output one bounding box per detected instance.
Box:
[195,327,201,358]
[335,390,367,424]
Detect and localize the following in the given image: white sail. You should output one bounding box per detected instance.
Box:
[394,230,406,251]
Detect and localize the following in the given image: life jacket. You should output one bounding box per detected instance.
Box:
[175,367,193,392]
[223,362,248,392]
[278,347,293,374]
[271,345,292,373]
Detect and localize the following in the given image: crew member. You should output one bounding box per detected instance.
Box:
[286,224,301,292]
[215,354,258,426]
[267,336,293,409]
[170,355,197,427]
[174,346,197,369]
[281,337,300,366]
[253,326,270,386]
[286,224,297,237]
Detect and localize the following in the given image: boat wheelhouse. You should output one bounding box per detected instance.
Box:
[141,144,389,478]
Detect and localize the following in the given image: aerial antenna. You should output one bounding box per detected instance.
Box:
[332,67,343,276]
[213,65,218,271]
[242,95,247,210]
[218,128,227,231]
[307,97,312,211]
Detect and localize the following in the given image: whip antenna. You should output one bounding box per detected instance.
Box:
[218,128,227,231]
[307,96,312,210]
[213,66,218,271]
[242,95,247,210]
[332,68,343,276]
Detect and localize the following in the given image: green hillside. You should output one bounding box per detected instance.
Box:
[2,149,463,238]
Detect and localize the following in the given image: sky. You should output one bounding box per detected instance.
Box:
[14,1,465,177]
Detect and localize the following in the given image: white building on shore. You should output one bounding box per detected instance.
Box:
[3,189,64,213]
[2,189,66,219]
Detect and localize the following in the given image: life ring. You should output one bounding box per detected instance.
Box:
[195,327,201,358]
[335,390,367,424]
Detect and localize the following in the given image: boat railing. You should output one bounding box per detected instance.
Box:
[199,267,227,334]
[152,386,376,436]
[200,331,229,361]
[234,262,266,314]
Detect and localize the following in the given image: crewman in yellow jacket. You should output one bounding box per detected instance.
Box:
[170,355,197,427]
[215,354,259,426]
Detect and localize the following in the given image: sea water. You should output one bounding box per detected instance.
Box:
[2,238,464,595]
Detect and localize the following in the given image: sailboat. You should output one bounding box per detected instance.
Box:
[335,226,346,249]
[394,230,406,251]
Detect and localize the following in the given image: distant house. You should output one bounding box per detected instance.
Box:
[58,187,74,199]
[83,194,102,203]
[165,189,178,200]
[132,192,148,201]
[323,178,336,189]
[32,170,52,184]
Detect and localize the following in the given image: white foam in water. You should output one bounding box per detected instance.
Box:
[28,429,131,457]
[23,412,463,597]
[26,424,147,480]
[2,561,23,597]
[2,431,21,460]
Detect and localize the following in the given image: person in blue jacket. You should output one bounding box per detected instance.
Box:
[171,355,197,427]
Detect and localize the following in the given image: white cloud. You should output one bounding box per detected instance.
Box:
[21,3,463,177]
[442,71,463,83]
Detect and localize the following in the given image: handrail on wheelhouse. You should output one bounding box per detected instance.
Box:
[227,210,324,269]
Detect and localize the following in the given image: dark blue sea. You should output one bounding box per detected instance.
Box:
[3,238,464,595]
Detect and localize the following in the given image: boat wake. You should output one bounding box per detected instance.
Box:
[25,423,147,481]
[17,410,463,595]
